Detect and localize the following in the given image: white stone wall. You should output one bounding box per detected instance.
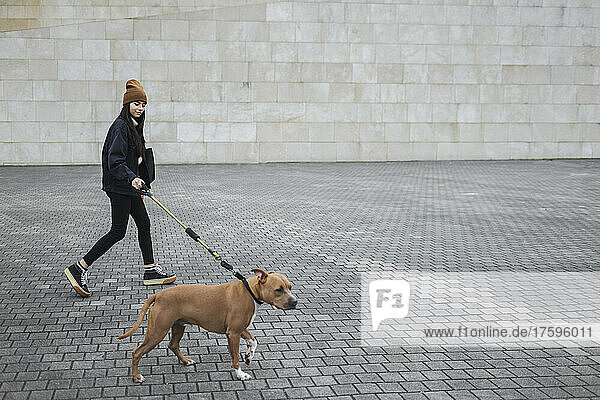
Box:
[0,0,599,165]
[0,0,268,31]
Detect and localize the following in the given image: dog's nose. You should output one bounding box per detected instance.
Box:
[288,297,298,309]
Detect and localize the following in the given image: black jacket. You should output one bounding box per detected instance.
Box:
[101,116,142,197]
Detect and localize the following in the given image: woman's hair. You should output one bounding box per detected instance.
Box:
[120,103,146,158]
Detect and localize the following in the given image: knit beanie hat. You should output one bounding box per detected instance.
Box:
[122,79,147,105]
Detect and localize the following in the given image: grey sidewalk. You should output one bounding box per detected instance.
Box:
[0,160,599,400]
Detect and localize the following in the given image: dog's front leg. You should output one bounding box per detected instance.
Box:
[241,329,257,365]
[227,331,251,380]
[168,324,196,366]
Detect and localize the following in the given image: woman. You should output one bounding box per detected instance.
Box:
[65,79,176,297]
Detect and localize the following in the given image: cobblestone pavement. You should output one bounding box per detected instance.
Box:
[1,160,599,400]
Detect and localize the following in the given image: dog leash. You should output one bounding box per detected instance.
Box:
[137,184,263,305]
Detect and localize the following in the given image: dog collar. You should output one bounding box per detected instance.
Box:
[240,277,263,305]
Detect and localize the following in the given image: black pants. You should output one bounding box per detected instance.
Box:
[83,192,154,266]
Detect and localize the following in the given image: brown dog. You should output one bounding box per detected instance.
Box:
[118,269,297,382]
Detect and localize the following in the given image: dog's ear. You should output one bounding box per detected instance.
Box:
[252,269,268,284]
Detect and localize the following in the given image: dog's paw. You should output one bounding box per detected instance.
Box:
[133,374,145,383]
[244,352,252,365]
[184,359,196,366]
[235,368,252,380]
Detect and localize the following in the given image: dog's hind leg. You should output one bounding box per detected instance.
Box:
[168,323,196,366]
[241,329,257,365]
[131,311,171,383]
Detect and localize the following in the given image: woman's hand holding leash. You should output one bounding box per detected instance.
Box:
[132,177,145,190]
[132,177,145,198]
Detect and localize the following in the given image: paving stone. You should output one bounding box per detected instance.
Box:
[282,387,312,398]
[401,381,429,392]
[424,380,452,391]
[212,391,238,400]
[585,386,600,396]
[562,386,595,398]
[469,390,502,400]
[427,391,461,400]
[469,379,497,390]
[353,395,380,400]
[398,394,428,400]
[516,388,550,399]
[4,392,29,400]
[445,379,474,390]
[491,389,523,399]
[102,387,126,397]
[235,390,261,400]
[28,392,55,400]
[308,385,335,397]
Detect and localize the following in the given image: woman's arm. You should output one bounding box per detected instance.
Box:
[107,123,137,184]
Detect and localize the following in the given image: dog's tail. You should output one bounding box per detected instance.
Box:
[117,294,157,339]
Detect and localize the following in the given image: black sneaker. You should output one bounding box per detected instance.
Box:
[143,264,176,286]
[64,262,90,297]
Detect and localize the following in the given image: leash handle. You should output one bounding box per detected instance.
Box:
[137,183,153,197]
